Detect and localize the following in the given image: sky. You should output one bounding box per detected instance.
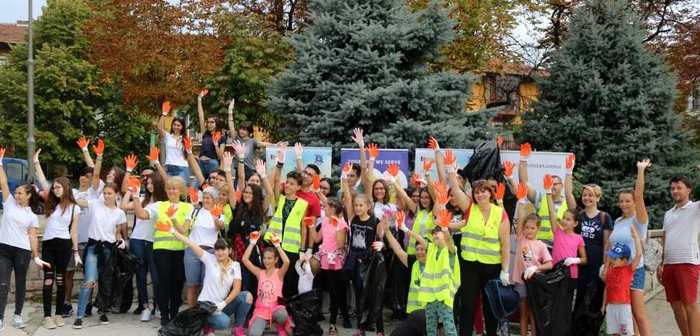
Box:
[1,0,46,23]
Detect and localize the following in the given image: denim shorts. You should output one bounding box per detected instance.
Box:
[631,266,645,291]
[184,247,214,286]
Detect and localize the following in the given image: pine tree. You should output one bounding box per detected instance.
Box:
[521,0,698,226]
[267,0,493,153]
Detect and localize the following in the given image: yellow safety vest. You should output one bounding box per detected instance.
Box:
[407,210,434,255]
[460,204,503,264]
[418,243,461,308]
[153,201,193,251]
[265,195,308,253]
[406,260,427,313]
[537,196,568,241]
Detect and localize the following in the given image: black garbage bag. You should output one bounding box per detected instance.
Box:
[279,289,324,336]
[573,281,605,336]
[359,248,387,327]
[525,261,572,336]
[95,247,143,312]
[158,301,216,336]
[383,230,407,315]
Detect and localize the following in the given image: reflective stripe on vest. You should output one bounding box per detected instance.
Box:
[153,201,193,251]
[407,210,434,255]
[460,204,503,264]
[537,196,568,241]
[417,243,461,308]
[265,195,308,253]
[406,260,426,313]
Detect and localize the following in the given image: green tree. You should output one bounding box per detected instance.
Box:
[521,0,697,226]
[267,0,493,154]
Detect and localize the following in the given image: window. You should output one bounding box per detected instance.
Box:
[5,162,24,181]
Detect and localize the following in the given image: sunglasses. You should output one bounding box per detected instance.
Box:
[472,179,488,187]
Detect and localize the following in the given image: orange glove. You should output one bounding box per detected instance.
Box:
[387,162,399,177]
[92,139,105,157]
[199,89,209,98]
[395,211,408,232]
[411,173,426,187]
[303,217,315,228]
[210,203,225,218]
[422,159,435,172]
[146,147,160,165]
[543,174,553,194]
[155,221,174,234]
[183,136,193,154]
[444,150,457,172]
[566,153,576,174]
[516,183,528,203]
[188,187,199,203]
[235,191,242,202]
[212,131,223,144]
[312,174,321,191]
[437,209,452,229]
[496,137,503,149]
[504,160,514,179]
[249,231,261,245]
[77,137,90,152]
[520,143,531,161]
[428,137,440,150]
[124,154,138,173]
[166,204,178,220]
[161,101,171,116]
[366,144,379,160]
[270,232,281,247]
[127,176,141,194]
[0,147,5,161]
[495,183,505,201]
[341,162,352,180]
[434,182,449,205]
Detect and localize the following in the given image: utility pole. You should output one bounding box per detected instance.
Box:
[26,0,35,182]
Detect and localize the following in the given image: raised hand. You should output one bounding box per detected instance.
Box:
[312,174,321,192]
[341,162,352,180]
[276,143,287,164]
[162,101,172,115]
[167,204,178,220]
[77,137,90,152]
[303,217,315,228]
[222,151,234,168]
[434,181,449,205]
[495,183,505,201]
[437,209,452,229]
[444,150,457,166]
[366,143,379,160]
[232,140,245,160]
[294,142,304,159]
[210,203,225,217]
[381,171,396,184]
[565,153,576,174]
[228,99,235,113]
[411,173,426,187]
[504,160,514,179]
[637,159,651,170]
[496,137,503,149]
[543,174,553,194]
[249,231,260,245]
[428,137,440,150]
[235,191,242,202]
[212,131,223,144]
[127,176,141,194]
[184,136,193,153]
[155,221,174,233]
[270,232,281,247]
[351,128,365,147]
[92,139,105,157]
[32,148,41,163]
[199,89,209,98]
[146,147,160,165]
[387,162,399,177]
[188,187,199,203]
[395,211,407,232]
[256,159,267,179]
[422,158,435,172]
[0,148,5,161]
[124,154,138,172]
[516,183,528,203]
[520,143,531,161]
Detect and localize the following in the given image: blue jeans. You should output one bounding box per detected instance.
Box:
[184,248,214,286]
[197,158,219,183]
[130,239,159,306]
[165,165,191,185]
[77,245,111,317]
[205,291,252,329]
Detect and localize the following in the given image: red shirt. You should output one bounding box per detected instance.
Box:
[296,189,321,218]
[606,265,634,303]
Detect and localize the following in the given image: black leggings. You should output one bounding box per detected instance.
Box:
[325,269,349,324]
[41,239,72,317]
[154,249,185,325]
[0,243,32,321]
[459,260,501,336]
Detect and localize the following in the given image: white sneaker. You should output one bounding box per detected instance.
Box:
[13,315,25,329]
[153,309,161,319]
[0,319,4,332]
[140,309,152,322]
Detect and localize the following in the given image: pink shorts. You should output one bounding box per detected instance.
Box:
[662,264,700,303]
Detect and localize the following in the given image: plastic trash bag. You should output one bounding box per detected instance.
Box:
[573,281,604,336]
[525,261,572,336]
[158,301,216,336]
[96,247,143,312]
[279,289,324,336]
[643,238,662,272]
[383,230,407,314]
[359,248,387,327]
[463,140,504,185]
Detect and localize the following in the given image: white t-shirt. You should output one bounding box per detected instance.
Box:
[374,202,398,228]
[663,201,700,265]
[43,204,81,241]
[187,208,225,247]
[130,197,156,242]
[86,199,127,243]
[73,188,98,243]
[197,252,241,303]
[0,195,40,250]
[295,261,314,293]
[164,133,188,167]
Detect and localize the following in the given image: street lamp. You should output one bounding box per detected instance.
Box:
[26,0,35,182]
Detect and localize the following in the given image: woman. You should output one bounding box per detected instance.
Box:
[72,182,128,329]
[155,222,252,336]
[158,103,190,183]
[0,148,48,331]
[197,89,226,181]
[132,176,194,326]
[604,160,652,336]
[121,173,167,322]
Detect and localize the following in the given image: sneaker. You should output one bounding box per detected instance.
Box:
[352,330,365,336]
[85,303,93,317]
[153,309,161,320]
[44,317,57,329]
[99,314,109,325]
[0,319,3,332]
[140,309,152,322]
[202,326,215,336]
[232,326,246,336]
[13,315,25,329]
[133,306,144,315]
[55,316,66,327]
[72,318,83,329]
[62,303,74,317]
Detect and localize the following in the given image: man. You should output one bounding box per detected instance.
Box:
[293,143,323,253]
[659,176,700,336]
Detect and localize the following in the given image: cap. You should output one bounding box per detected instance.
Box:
[606,242,631,259]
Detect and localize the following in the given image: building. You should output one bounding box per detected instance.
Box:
[0,21,28,65]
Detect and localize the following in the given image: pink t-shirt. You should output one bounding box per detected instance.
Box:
[512,234,552,284]
[252,269,284,321]
[551,223,585,278]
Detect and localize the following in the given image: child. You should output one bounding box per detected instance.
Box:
[242,231,291,336]
[513,184,553,336]
[545,174,587,311]
[295,253,315,294]
[602,226,642,336]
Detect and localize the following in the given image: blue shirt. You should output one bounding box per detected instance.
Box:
[200,131,226,160]
[609,215,648,268]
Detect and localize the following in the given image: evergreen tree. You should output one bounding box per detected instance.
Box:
[521,0,697,226]
[267,0,493,153]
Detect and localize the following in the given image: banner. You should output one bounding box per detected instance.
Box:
[413,149,570,191]
[340,148,410,187]
[265,146,333,178]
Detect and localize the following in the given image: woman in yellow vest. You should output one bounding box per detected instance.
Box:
[393,184,437,258]
[132,175,193,326]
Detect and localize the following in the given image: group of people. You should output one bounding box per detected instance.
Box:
[0,91,698,336]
